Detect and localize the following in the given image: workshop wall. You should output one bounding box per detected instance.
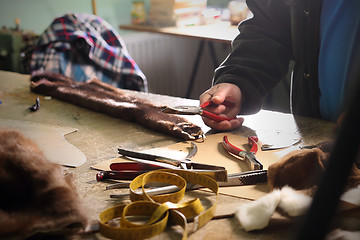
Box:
[0,0,230,35]
[0,0,290,113]
[0,0,132,35]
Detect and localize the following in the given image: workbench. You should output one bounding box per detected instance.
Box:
[0,70,336,239]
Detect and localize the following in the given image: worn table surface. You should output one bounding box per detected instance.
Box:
[0,70,336,239]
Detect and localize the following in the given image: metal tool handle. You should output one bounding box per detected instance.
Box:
[244,153,263,170]
[118,148,180,167]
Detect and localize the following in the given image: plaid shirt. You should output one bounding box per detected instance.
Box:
[30,13,147,91]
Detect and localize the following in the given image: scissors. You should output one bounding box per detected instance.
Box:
[97,142,227,182]
[222,135,263,170]
[162,100,236,122]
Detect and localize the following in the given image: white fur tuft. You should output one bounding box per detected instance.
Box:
[235,190,281,231]
[341,184,360,206]
[278,186,312,217]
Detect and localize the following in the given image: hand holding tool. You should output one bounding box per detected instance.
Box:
[162,100,237,122]
[222,135,263,170]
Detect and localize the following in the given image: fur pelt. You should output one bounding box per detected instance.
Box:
[267,148,329,190]
[30,72,204,140]
[0,129,88,239]
[267,144,360,192]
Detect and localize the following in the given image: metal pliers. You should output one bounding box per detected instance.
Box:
[162,100,236,122]
[222,135,263,170]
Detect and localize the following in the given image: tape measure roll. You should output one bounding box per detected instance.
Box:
[99,202,169,239]
[99,169,219,239]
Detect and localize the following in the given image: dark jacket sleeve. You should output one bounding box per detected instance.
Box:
[213,0,293,114]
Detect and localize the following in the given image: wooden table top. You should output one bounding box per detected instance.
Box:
[0,70,336,239]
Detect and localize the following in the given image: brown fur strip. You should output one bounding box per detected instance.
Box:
[30,72,204,140]
[0,130,88,239]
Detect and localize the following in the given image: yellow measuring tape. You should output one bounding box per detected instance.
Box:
[99,169,219,239]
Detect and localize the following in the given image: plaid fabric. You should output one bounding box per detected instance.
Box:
[30,13,147,92]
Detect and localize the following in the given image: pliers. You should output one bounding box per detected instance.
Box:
[222,135,263,170]
[162,100,236,122]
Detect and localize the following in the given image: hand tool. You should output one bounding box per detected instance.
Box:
[222,135,263,170]
[97,144,200,182]
[117,143,228,181]
[96,162,165,181]
[162,100,237,122]
[108,169,268,198]
[261,138,301,151]
[28,98,40,111]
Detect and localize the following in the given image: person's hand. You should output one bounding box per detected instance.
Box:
[199,83,244,131]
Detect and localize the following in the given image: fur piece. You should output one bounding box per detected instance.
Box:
[236,184,360,233]
[237,142,360,233]
[267,148,328,190]
[30,72,204,140]
[267,147,360,192]
[0,129,88,239]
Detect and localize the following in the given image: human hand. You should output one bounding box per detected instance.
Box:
[199,83,244,131]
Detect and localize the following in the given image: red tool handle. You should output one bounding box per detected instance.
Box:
[110,162,164,171]
[201,110,236,122]
[222,135,244,155]
[222,135,259,155]
[248,136,259,154]
[200,101,237,122]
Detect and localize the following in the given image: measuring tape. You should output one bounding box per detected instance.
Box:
[99,169,219,239]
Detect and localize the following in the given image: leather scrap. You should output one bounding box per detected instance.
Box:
[30,72,204,140]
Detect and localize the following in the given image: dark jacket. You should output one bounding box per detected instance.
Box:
[213,0,323,118]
